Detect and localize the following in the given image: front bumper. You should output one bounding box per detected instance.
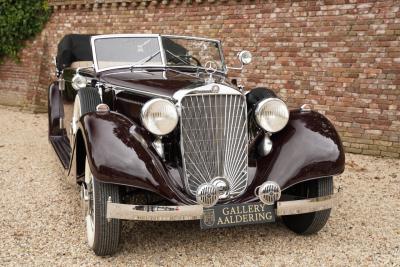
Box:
[106,189,341,221]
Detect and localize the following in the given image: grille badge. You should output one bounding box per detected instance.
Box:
[211,85,220,93]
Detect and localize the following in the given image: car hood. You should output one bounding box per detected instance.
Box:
[99,69,206,98]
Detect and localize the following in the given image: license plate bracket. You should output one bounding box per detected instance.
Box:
[200,202,275,229]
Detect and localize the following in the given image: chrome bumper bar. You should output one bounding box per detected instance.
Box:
[106,190,341,221]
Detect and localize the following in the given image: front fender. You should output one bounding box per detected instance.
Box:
[78,112,194,205]
[242,109,345,202]
[75,110,344,205]
[48,81,64,137]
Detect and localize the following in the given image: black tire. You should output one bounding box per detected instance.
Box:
[282,177,333,235]
[78,87,101,115]
[91,178,121,256]
[71,87,101,146]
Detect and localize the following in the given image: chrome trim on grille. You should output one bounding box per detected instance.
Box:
[179,86,248,197]
[173,83,242,101]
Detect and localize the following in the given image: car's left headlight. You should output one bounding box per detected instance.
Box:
[255,98,289,133]
[141,98,178,135]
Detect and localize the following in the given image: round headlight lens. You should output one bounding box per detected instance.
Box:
[255,98,289,133]
[71,74,87,90]
[238,50,252,65]
[141,99,178,135]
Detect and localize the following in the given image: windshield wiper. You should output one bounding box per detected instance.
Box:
[165,49,196,66]
[129,51,161,71]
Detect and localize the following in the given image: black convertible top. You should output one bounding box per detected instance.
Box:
[56,34,93,70]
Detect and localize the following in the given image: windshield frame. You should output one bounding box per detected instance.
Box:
[91,34,166,72]
[91,34,226,73]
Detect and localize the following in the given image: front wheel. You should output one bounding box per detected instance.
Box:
[282,176,333,235]
[81,159,121,255]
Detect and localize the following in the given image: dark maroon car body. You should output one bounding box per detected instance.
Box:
[49,67,345,205]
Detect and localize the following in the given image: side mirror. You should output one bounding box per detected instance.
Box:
[238,50,252,65]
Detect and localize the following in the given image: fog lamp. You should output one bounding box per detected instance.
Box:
[255,181,281,205]
[196,183,219,208]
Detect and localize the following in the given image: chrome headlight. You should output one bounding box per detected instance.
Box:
[255,98,289,133]
[71,74,87,90]
[141,99,178,135]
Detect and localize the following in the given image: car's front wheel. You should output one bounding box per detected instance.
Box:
[81,158,121,255]
[282,176,333,235]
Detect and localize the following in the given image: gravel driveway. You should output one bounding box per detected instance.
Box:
[0,107,399,266]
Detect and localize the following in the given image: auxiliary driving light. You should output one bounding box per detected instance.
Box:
[196,183,219,208]
[255,181,281,205]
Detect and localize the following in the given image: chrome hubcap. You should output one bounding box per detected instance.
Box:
[81,159,95,248]
[80,184,89,217]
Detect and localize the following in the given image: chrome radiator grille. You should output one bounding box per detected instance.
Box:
[180,93,248,197]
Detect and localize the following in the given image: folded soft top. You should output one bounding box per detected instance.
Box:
[56,34,93,71]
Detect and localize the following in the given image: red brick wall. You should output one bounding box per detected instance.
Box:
[0,37,46,110]
[0,0,399,157]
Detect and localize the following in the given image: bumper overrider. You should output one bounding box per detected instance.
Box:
[106,187,342,225]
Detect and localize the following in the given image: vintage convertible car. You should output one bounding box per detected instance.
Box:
[48,34,345,255]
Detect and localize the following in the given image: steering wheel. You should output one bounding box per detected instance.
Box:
[188,55,201,66]
[179,55,201,66]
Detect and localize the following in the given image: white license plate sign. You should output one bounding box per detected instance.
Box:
[200,202,275,229]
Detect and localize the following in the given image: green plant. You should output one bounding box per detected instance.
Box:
[0,0,51,63]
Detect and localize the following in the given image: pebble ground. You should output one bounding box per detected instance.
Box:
[0,107,399,266]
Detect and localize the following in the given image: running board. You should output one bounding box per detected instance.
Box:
[49,136,71,169]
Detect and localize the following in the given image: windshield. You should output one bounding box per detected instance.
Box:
[92,35,225,72]
[161,36,224,71]
[93,37,162,71]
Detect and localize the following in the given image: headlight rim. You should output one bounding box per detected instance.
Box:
[140,98,179,136]
[254,97,289,133]
[71,74,87,90]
